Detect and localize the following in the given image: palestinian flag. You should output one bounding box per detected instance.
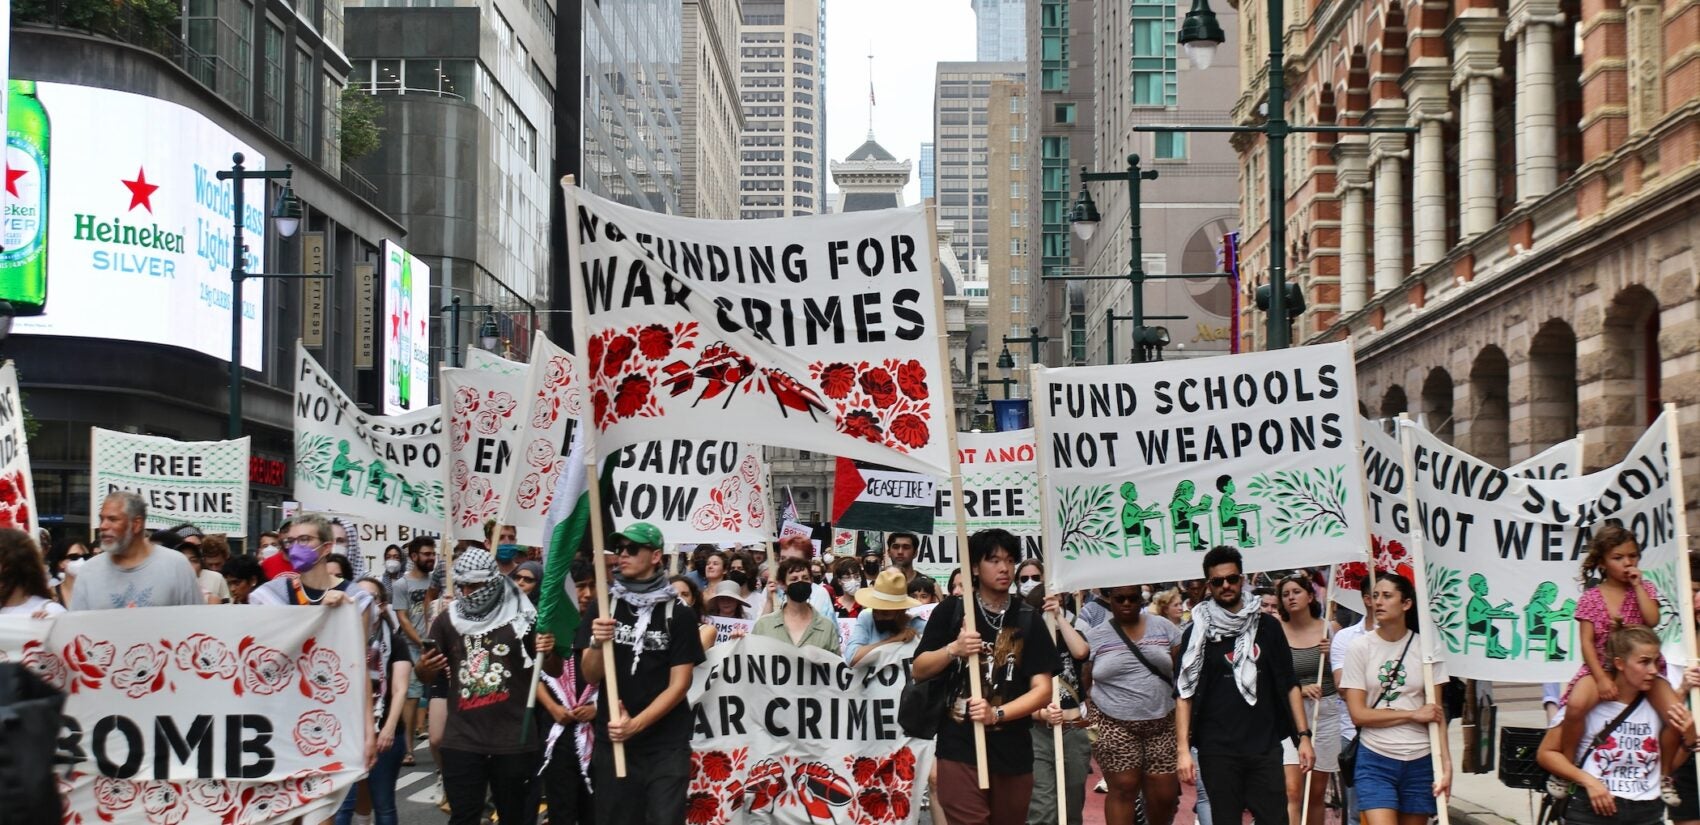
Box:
[831,457,936,534]
[537,419,589,645]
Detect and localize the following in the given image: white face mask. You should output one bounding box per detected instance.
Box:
[1017,579,1040,597]
[384,559,403,575]
[258,544,280,560]
[840,579,862,596]
[64,558,86,576]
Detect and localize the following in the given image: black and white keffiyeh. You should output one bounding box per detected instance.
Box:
[608,572,675,674]
[1176,598,1263,704]
[449,548,536,654]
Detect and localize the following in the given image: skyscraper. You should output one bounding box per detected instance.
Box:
[933,61,1024,272]
[739,0,824,219]
[1027,0,1094,367]
[919,142,935,199]
[986,78,1031,379]
[682,0,746,219]
[970,0,1027,62]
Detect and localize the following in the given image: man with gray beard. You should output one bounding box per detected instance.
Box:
[69,491,201,610]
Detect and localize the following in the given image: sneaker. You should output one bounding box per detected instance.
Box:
[1094,778,1108,794]
[1664,775,1683,806]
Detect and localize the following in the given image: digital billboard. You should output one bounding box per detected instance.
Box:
[10,81,269,367]
[381,240,431,413]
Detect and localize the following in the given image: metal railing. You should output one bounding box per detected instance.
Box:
[340,166,378,204]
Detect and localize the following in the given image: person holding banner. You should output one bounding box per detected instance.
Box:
[753,558,842,653]
[1340,572,1450,825]
[579,522,706,825]
[912,528,1061,825]
[1083,584,1182,825]
[844,568,926,666]
[1175,546,1313,825]
[71,492,203,610]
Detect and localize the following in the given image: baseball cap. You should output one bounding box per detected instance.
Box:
[614,522,664,549]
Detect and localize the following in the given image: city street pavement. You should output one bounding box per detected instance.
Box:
[1448,683,1549,825]
[394,735,449,823]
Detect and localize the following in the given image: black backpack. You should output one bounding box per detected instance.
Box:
[0,663,66,825]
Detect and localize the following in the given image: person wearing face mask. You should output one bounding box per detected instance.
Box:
[860,547,885,581]
[831,557,865,617]
[1015,560,1044,599]
[381,545,405,583]
[753,558,842,653]
[258,530,294,581]
[331,518,368,581]
[390,536,437,767]
[762,536,837,618]
[69,492,202,610]
[844,568,925,665]
[495,542,525,579]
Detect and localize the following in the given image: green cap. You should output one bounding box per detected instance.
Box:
[615,522,664,549]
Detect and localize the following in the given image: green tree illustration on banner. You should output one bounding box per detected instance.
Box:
[1056,484,1119,560]
[1244,465,1350,541]
[1427,563,1466,653]
[298,435,336,487]
[1644,562,1681,645]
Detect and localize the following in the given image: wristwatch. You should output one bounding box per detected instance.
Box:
[993,706,1006,724]
[1293,729,1313,747]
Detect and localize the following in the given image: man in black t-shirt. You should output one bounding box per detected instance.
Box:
[578,522,705,825]
[1174,546,1313,825]
[912,529,1060,825]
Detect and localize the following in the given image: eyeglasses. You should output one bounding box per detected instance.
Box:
[1208,573,1244,588]
[1018,574,1042,584]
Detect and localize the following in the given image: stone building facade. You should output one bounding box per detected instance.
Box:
[683,0,746,219]
[1227,0,1699,511]
[987,78,1034,381]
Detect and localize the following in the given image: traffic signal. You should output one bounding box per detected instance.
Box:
[1254,282,1305,318]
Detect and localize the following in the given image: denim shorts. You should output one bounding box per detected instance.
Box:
[1353,745,1436,815]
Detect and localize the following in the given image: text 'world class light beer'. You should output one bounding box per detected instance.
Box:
[0,80,49,316]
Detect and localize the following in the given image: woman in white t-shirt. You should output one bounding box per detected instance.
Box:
[1538,625,1695,825]
[0,529,67,617]
[1340,572,1450,825]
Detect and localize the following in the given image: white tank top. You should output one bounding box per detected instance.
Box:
[1571,697,1665,801]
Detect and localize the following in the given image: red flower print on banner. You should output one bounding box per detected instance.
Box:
[592,390,610,429]
[603,335,636,378]
[700,751,734,782]
[233,783,297,825]
[21,639,66,691]
[285,766,341,802]
[111,643,169,698]
[614,375,653,418]
[293,710,343,757]
[638,324,675,360]
[586,336,605,377]
[525,437,556,470]
[62,635,114,693]
[236,637,294,697]
[297,639,350,704]
[471,391,517,435]
[0,474,16,503]
[809,359,934,455]
[0,472,28,531]
[140,781,188,825]
[856,789,891,821]
[94,777,138,822]
[1336,536,1413,593]
[685,747,751,825]
[174,634,237,680]
[890,747,916,782]
[545,354,573,391]
[739,455,760,485]
[517,473,543,509]
[185,780,238,819]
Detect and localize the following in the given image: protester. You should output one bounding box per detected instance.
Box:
[1331,573,1377,825]
[391,536,438,761]
[326,553,358,582]
[946,567,964,598]
[331,517,368,580]
[417,546,548,825]
[259,529,294,581]
[47,538,90,606]
[335,577,414,825]
[1085,584,1182,825]
[1666,554,1700,825]
[1253,586,1279,616]
[908,575,939,605]
[1277,572,1338,825]
[767,534,835,617]
[517,561,544,603]
[860,546,885,582]
[221,555,264,605]
[1149,589,1184,625]
[695,548,730,594]
[887,531,921,583]
[844,568,925,665]
[705,580,752,619]
[831,557,865,617]
[672,574,718,649]
[0,529,65,617]
[1015,559,1043,600]
[535,557,599,825]
[71,492,203,610]
[381,544,406,587]
[726,551,757,600]
[198,533,230,572]
[1175,546,1313,825]
[1032,587,1092,825]
[173,541,224,604]
[753,558,841,652]
[580,521,706,825]
[1341,571,1450,825]
[1076,589,1112,628]
[912,528,1060,825]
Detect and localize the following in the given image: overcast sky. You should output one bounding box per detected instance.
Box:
[823,0,977,206]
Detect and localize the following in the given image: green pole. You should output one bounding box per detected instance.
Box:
[1126,155,1149,363]
[1105,308,1116,364]
[1265,0,1290,348]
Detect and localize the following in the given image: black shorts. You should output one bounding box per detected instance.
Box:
[1672,760,1699,821]
[428,674,451,701]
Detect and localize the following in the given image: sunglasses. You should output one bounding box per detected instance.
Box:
[1109,593,1141,604]
[1208,573,1244,588]
[64,553,86,561]
[1018,574,1042,584]
[515,575,538,583]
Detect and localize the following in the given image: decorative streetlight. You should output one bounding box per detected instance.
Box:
[443,297,502,368]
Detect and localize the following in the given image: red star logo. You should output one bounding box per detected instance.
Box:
[4,164,26,198]
[390,311,401,339]
[122,167,160,213]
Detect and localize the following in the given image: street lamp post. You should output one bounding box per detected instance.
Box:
[442,297,501,368]
[1136,0,1417,349]
[216,152,305,439]
[998,326,1050,373]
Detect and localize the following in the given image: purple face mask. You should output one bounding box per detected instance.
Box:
[287,540,323,573]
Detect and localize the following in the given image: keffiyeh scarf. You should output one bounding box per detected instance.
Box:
[1176,598,1263,704]
[449,548,537,661]
[609,572,675,675]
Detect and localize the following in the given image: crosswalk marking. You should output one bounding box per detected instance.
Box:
[404,773,441,804]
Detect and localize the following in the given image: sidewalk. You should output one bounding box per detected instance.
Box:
[1447,695,1549,825]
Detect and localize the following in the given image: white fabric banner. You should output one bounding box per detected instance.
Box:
[0,606,367,825]
[936,429,1040,537]
[608,439,770,544]
[440,366,528,541]
[0,361,39,534]
[292,344,444,530]
[564,185,952,476]
[1507,437,1583,480]
[465,348,527,376]
[91,429,250,535]
[499,334,581,546]
[1404,414,1681,682]
[688,635,935,825]
[1037,343,1368,591]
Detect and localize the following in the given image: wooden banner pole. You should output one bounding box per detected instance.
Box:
[1660,404,1700,798]
[1030,363,1068,825]
[1299,567,1337,825]
[1396,413,1449,825]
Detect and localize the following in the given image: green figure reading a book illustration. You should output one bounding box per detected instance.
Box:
[1465,573,1517,659]
[1169,481,1213,551]
[397,476,430,514]
[330,440,363,495]
[1215,475,1261,547]
[1520,581,1575,661]
[366,459,394,504]
[1119,482,1164,555]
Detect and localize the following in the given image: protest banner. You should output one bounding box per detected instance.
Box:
[832,458,936,534]
[608,439,770,544]
[466,347,527,376]
[0,605,366,825]
[440,366,528,541]
[936,429,1040,536]
[914,532,1042,585]
[709,616,755,643]
[1399,413,1682,682]
[0,362,37,534]
[562,185,952,477]
[688,634,935,825]
[1035,343,1369,591]
[497,333,580,546]
[90,429,250,535]
[1506,436,1583,480]
[832,529,858,556]
[293,344,444,531]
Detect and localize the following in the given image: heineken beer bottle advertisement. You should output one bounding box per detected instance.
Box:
[8,81,269,365]
[381,240,432,414]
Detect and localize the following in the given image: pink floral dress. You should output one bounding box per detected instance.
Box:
[1563,579,1665,701]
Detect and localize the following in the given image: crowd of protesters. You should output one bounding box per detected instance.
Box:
[10,492,1700,825]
